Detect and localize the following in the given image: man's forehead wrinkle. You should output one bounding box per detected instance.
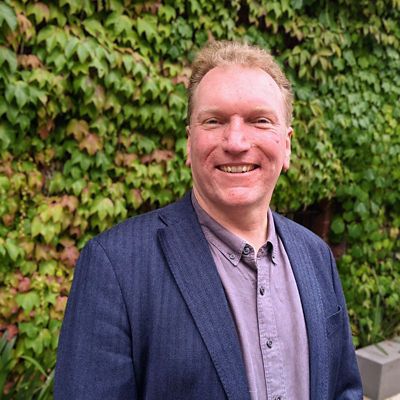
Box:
[196,107,279,118]
[200,64,283,91]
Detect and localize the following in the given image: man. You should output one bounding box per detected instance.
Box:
[55,41,362,399]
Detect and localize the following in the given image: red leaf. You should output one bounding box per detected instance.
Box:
[17,54,42,69]
[18,277,31,293]
[66,119,89,142]
[61,195,78,212]
[38,119,54,139]
[60,245,80,268]
[2,214,14,226]
[55,295,68,312]
[140,149,174,164]
[6,324,18,340]
[35,244,58,261]
[79,133,103,155]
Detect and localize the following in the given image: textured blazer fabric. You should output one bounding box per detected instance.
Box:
[55,192,362,400]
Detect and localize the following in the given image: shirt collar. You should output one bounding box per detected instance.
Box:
[191,192,279,266]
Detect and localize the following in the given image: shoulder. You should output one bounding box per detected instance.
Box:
[90,192,193,251]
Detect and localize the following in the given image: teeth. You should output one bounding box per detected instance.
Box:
[220,165,255,173]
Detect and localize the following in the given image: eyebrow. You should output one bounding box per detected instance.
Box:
[196,108,222,118]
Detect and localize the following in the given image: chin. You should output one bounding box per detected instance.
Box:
[218,191,264,209]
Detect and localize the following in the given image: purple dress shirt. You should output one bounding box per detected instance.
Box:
[193,195,310,400]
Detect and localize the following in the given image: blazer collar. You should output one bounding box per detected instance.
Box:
[273,212,329,400]
[158,192,250,400]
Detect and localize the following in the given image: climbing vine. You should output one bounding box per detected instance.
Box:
[0,0,399,397]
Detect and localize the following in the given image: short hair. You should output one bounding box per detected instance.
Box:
[187,40,293,126]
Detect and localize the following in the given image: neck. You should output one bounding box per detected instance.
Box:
[193,191,270,251]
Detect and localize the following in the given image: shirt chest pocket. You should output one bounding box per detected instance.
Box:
[326,305,343,337]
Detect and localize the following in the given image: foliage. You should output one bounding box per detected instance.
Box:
[0,331,15,394]
[0,0,399,397]
[0,331,53,399]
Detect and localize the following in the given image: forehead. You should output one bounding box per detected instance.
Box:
[192,65,285,118]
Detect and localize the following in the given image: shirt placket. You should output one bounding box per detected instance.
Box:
[256,248,287,400]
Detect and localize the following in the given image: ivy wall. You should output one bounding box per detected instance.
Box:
[0,0,399,397]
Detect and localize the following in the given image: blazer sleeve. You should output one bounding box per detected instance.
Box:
[329,249,363,399]
[54,239,137,400]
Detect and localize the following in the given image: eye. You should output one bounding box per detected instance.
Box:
[202,117,223,128]
[255,117,271,124]
[252,117,272,128]
[204,118,220,125]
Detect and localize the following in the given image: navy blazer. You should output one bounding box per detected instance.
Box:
[55,193,362,399]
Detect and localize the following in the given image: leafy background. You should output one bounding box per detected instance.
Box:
[0,0,399,397]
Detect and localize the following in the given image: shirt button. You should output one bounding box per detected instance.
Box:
[229,253,235,260]
[243,245,251,255]
[266,339,273,348]
[259,287,265,296]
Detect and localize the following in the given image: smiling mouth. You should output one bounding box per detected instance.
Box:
[218,164,258,173]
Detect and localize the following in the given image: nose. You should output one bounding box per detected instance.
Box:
[222,118,251,154]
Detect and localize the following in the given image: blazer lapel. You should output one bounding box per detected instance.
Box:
[157,195,250,400]
[274,213,329,400]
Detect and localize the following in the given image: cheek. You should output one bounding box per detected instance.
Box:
[259,136,285,155]
[189,133,216,162]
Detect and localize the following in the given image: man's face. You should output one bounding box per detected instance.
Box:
[187,65,292,216]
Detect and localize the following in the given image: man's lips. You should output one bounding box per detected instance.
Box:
[217,164,258,173]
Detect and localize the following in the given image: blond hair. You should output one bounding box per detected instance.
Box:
[187,40,293,125]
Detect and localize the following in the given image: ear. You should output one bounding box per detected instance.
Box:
[282,127,293,171]
[185,126,191,167]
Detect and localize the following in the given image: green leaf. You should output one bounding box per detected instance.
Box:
[65,36,79,59]
[48,172,65,193]
[36,25,52,44]
[77,41,90,63]
[31,216,57,241]
[26,2,50,24]
[291,0,303,10]
[28,86,48,106]
[91,197,114,220]
[136,15,158,42]
[354,202,368,218]
[158,5,176,22]
[348,223,363,239]
[0,123,15,150]
[39,260,57,275]
[331,217,345,235]
[43,292,57,305]
[49,3,67,26]
[19,322,40,339]
[105,12,132,36]
[0,3,17,31]
[83,18,106,39]
[49,204,64,223]
[0,175,10,191]
[14,82,30,109]
[20,261,37,275]
[0,46,17,73]
[16,291,40,313]
[5,238,22,261]
[31,217,42,238]
[343,50,356,66]
[71,178,86,195]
